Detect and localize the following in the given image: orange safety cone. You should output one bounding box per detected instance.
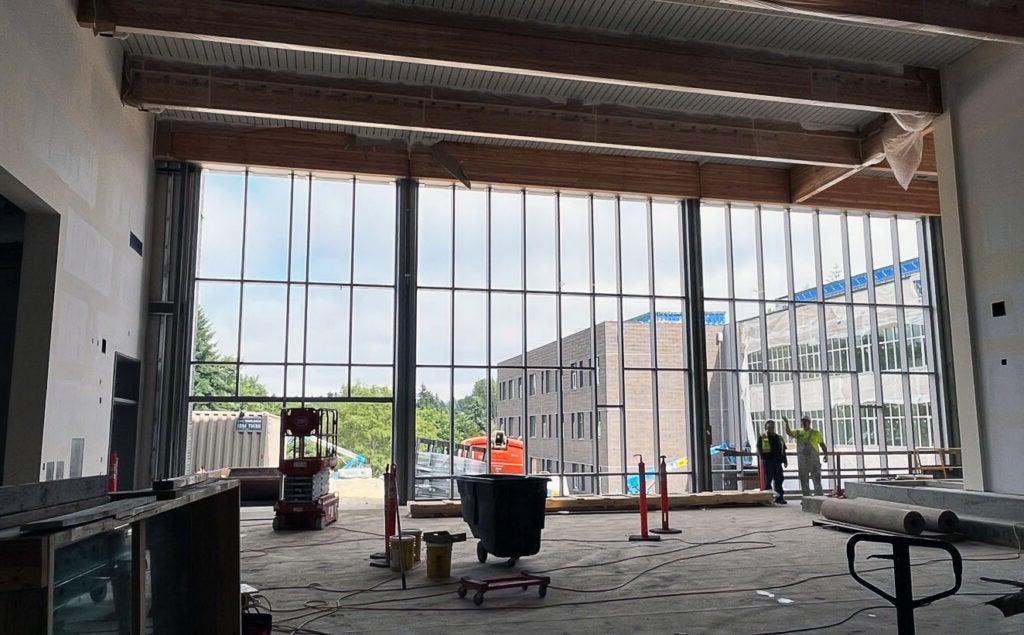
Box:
[649,455,681,535]
[629,455,660,542]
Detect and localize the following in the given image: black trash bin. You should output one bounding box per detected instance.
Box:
[455,474,548,567]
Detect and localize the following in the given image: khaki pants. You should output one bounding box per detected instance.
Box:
[797,454,823,496]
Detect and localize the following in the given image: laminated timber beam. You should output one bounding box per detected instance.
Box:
[153,121,939,214]
[717,1,1024,45]
[78,0,942,113]
[125,59,864,168]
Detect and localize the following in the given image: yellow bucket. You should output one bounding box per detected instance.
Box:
[389,535,416,572]
[425,542,453,579]
[401,529,423,562]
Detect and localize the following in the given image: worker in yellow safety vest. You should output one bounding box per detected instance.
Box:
[783,415,828,497]
[757,420,788,504]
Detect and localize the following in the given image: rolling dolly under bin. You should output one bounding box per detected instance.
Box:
[457,573,551,605]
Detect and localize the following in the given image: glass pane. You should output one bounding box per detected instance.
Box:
[286,285,305,363]
[454,368,489,452]
[243,172,291,281]
[561,294,593,366]
[286,365,303,397]
[622,297,652,368]
[705,300,735,371]
[240,283,287,362]
[824,304,851,371]
[335,401,393,476]
[765,303,792,383]
[198,171,244,279]
[871,216,897,304]
[418,185,452,287]
[351,366,393,396]
[593,197,618,294]
[731,204,759,299]
[853,306,873,373]
[194,281,239,361]
[305,286,350,363]
[416,289,451,365]
[652,200,684,297]
[909,374,935,448]
[290,174,310,281]
[454,187,487,289]
[624,370,655,469]
[415,367,452,497]
[701,202,729,298]
[882,377,906,448]
[904,308,930,371]
[761,206,788,301]
[657,370,689,474]
[898,217,926,305]
[239,364,284,399]
[598,407,625,493]
[305,365,348,398]
[308,176,353,283]
[790,210,817,301]
[847,214,869,303]
[655,298,685,369]
[191,364,237,399]
[525,191,557,291]
[876,307,902,371]
[453,291,487,365]
[526,293,557,367]
[595,297,621,406]
[794,303,821,374]
[819,211,846,302]
[491,292,524,366]
[352,179,396,285]
[797,374,824,434]
[620,198,650,295]
[735,301,762,375]
[560,195,591,294]
[491,189,523,290]
[707,371,742,452]
[828,374,855,448]
[351,287,394,364]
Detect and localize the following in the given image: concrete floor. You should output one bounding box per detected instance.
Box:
[241,504,1024,634]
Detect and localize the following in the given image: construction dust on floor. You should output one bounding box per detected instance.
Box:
[240,505,1023,634]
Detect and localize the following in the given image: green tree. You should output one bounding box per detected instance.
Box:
[190,307,274,412]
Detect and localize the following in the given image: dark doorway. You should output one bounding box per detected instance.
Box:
[109,354,141,490]
[0,195,25,479]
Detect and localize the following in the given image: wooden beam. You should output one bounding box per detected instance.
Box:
[805,175,939,215]
[718,1,1024,44]
[126,59,864,167]
[154,121,703,198]
[78,0,942,113]
[154,121,940,214]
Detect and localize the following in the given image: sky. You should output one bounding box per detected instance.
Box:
[194,171,925,401]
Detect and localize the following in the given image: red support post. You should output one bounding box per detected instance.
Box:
[370,464,398,567]
[107,452,119,493]
[629,455,660,542]
[650,455,681,535]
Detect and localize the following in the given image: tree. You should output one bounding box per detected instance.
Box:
[191,307,274,411]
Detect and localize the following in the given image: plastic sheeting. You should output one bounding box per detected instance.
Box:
[883,111,935,190]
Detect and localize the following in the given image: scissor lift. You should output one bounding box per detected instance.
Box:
[273,408,339,531]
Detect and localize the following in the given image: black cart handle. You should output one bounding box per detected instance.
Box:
[846,533,963,608]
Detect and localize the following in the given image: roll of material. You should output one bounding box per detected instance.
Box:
[821,498,925,535]
[865,499,960,533]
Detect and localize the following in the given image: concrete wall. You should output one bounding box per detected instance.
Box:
[941,44,1024,495]
[0,0,154,483]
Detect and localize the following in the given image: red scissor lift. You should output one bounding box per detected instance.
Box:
[273,408,339,531]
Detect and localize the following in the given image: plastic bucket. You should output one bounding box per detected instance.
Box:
[388,535,416,572]
[425,542,452,579]
[401,529,423,562]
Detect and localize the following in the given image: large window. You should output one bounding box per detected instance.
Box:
[414,185,691,497]
[188,169,397,480]
[701,204,941,483]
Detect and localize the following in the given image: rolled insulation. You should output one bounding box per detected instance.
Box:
[866,499,960,533]
[820,498,925,535]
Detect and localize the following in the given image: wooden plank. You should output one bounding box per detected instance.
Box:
[0,476,107,516]
[0,495,109,531]
[153,467,231,491]
[700,164,790,204]
[716,0,1024,44]
[790,164,858,203]
[805,175,940,215]
[79,0,942,113]
[126,58,864,167]
[409,490,775,518]
[19,499,148,533]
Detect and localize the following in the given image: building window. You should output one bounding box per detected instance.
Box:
[529,373,536,396]
[911,402,933,447]
[747,350,764,385]
[878,326,902,371]
[832,404,854,446]
[517,377,523,398]
[883,403,905,447]
[798,343,821,379]
[906,323,927,370]
[856,333,873,373]
[861,406,878,447]
[529,415,537,438]
[826,337,850,371]
[767,345,791,383]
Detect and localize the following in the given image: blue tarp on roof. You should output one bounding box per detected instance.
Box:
[794,257,920,302]
[630,311,726,326]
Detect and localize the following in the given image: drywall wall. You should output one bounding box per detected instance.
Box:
[941,44,1024,495]
[0,0,154,483]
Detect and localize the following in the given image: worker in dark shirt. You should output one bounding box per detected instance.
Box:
[757,420,788,504]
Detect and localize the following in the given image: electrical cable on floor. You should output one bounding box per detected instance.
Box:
[749,605,892,635]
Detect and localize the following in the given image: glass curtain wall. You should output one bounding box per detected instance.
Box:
[701,202,941,490]
[414,185,692,498]
[188,168,398,483]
